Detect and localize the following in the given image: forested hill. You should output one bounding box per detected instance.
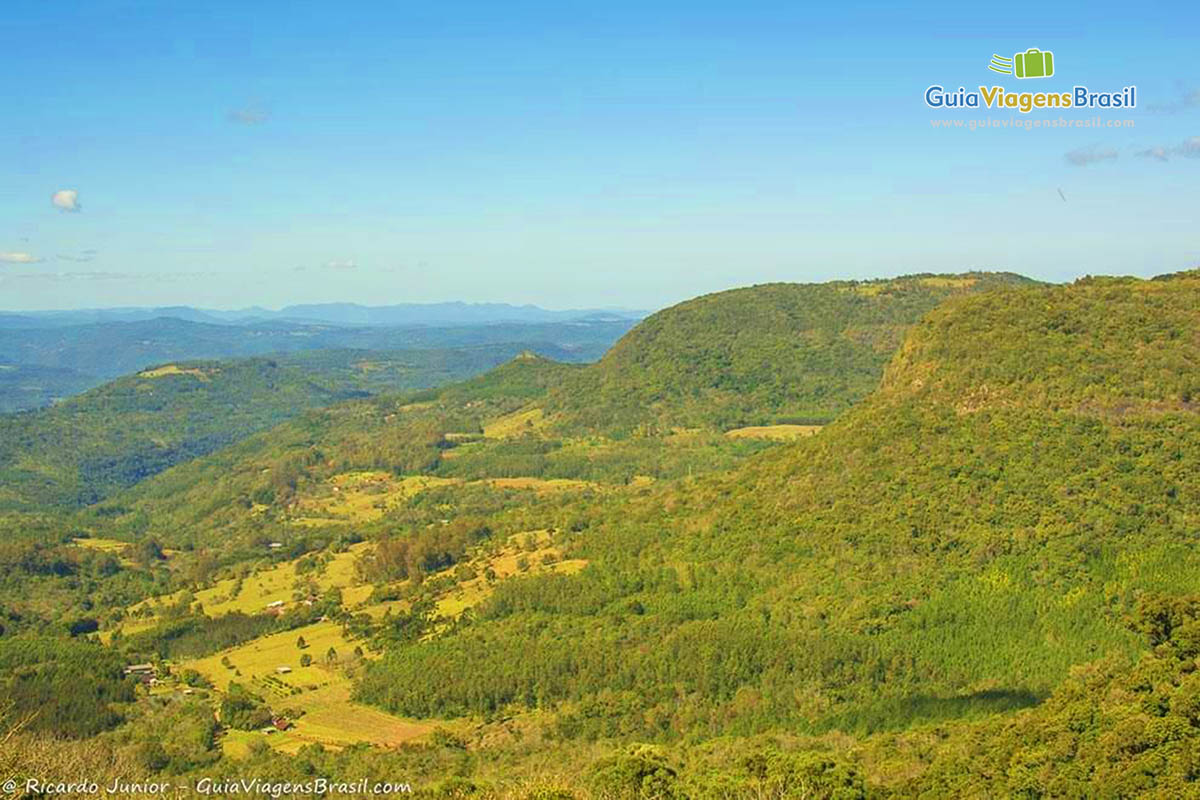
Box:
[358,272,1200,774]
[89,351,589,552]
[408,350,584,407]
[541,272,1037,435]
[0,359,367,510]
[0,346,593,512]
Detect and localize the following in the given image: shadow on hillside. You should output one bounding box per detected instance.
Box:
[825,688,1048,734]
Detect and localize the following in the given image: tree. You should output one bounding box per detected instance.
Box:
[219,683,272,731]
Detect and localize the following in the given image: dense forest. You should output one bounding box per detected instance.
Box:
[542,273,1036,434]
[352,271,1200,791]
[2,271,1199,797]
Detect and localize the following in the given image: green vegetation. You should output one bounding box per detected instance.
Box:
[89,353,770,559]
[0,358,363,509]
[0,346,578,510]
[543,273,1036,434]
[8,271,1200,796]
[0,635,133,737]
[0,363,99,413]
[353,273,1200,765]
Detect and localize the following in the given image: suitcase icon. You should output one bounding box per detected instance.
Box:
[1014,48,1054,79]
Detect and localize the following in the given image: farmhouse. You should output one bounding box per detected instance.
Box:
[123,663,156,684]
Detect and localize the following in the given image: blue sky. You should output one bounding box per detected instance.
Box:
[1,0,1197,311]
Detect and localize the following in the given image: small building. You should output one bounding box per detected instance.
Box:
[268,542,283,549]
[272,717,292,731]
[266,600,284,609]
[275,666,292,674]
[124,663,156,684]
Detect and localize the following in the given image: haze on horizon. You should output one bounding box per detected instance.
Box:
[2,0,1197,313]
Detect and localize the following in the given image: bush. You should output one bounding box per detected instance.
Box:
[587,745,684,800]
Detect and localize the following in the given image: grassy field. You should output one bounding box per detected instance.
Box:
[290,471,597,526]
[724,424,823,440]
[290,472,460,526]
[73,535,181,572]
[433,545,588,620]
[125,542,373,625]
[482,407,546,438]
[105,511,591,755]
[169,530,585,755]
[484,477,600,493]
[72,536,134,554]
[185,618,438,755]
[138,364,214,380]
[117,520,587,635]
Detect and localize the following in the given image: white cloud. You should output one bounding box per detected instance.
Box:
[228,105,270,125]
[1148,86,1200,113]
[51,189,81,212]
[0,252,42,264]
[1065,146,1118,167]
[1138,136,1200,161]
[324,259,358,271]
[57,250,98,263]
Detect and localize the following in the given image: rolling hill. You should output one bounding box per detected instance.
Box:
[0,345,574,510]
[541,272,1037,435]
[87,352,592,553]
[12,271,1200,796]
[353,272,1200,773]
[0,314,635,414]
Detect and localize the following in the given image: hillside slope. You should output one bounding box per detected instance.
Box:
[0,344,599,509]
[92,353,589,552]
[0,364,99,413]
[357,272,1200,746]
[0,359,370,510]
[542,272,1036,435]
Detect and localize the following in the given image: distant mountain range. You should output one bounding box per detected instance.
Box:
[0,306,642,412]
[0,302,647,329]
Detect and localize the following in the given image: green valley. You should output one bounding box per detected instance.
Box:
[3,272,1199,798]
